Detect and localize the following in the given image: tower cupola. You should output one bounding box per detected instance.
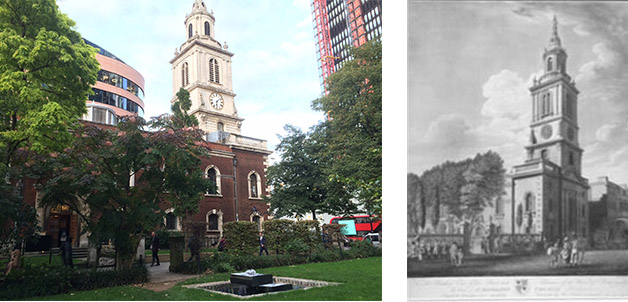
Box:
[185,0,215,41]
[542,15,567,76]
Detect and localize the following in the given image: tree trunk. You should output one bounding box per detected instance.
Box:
[116,252,136,270]
[312,210,317,221]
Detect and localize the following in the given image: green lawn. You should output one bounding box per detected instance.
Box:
[36,257,382,301]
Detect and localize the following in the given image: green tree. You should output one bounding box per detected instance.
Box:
[0,0,99,252]
[38,116,212,270]
[312,38,382,216]
[266,125,346,220]
[169,88,198,129]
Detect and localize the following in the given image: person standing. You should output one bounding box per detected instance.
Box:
[150,231,160,266]
[187,234,201,262]
[187,234,201,272]
[62,237,73,269]
[259,232,269,256]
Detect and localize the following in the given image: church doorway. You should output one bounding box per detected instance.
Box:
[46,204,78,248]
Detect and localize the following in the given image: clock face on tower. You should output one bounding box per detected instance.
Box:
[541,125,553,139]
[210,93,224,110]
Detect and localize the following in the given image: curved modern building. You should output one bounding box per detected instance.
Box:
[30,41,146,250]
[82,39,145,125]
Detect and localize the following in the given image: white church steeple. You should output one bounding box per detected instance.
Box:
[171,1,242,135]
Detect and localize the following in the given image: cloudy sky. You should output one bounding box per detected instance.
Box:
[57,0,324,160]
[408,2,628,185]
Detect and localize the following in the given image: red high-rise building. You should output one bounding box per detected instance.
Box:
[311,0,381,94]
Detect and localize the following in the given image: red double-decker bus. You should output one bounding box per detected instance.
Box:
[329,215,381,241]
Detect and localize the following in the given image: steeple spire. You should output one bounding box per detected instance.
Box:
[192,0,208,13]
[548,15,562,49]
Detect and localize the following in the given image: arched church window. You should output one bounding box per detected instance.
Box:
[209,59,220,83]
[525,193,535,212]
[250,173,258,198]
[205,165,221,195]
[208,214,218,230]
[253,215,261,229]
[541,149,548,159]
[217,122,224,132]
[541,92,552,117]
[182,62,189,87]
[248,171,261,199]
[204,21,210,36]
[188,24,193,38]
[547,57,553,72]
[166,212,177,230]
[207,168,217,194]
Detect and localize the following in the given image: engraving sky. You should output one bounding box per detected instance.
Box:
[408,2,628,184]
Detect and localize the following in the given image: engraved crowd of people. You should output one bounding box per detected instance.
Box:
[409,234,587,268]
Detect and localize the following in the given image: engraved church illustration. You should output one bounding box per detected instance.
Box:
[409,16,628,253]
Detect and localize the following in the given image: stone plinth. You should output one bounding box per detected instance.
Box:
[230,272,273,287]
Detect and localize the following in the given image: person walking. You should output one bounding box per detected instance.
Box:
[187,234,201,262]
[258,232,269,256]
[150,231,160,266]
[62,237,73,269]
[187,234,201,272]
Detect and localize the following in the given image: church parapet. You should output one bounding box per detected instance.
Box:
[206,131,268,152]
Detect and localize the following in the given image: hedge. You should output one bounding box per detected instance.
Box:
[223,221,258,254]
[172,240,381,274]
[0,263,148,300]
[263,219,321,256]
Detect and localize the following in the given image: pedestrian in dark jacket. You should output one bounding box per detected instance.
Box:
[258,232,269,256]
[150,232,160,266]
[187,234,200,262]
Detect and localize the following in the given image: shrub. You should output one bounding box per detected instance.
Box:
[295,220,322,253]
[346,239,381,258]
[263,219,295,254]
[223,221,258,254]
[0,263,147,300]
[284,238,310,256]
[264,219,323,255]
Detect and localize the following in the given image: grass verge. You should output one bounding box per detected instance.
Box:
[37,257,382,301]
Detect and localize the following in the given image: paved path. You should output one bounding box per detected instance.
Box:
[139,262,201,292]
[408,249,628,277]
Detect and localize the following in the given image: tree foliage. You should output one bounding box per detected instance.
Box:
[265,125,354,220]
[407,151,505,237]
[311,38,382,216]
[407,173,425,234]
[37,115,212,270]
[0,0,99,253]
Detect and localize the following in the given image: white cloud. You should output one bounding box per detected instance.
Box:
[576,42,620,82]
[472,70,531,167]
[573,24,590,36]
[583,121,628,184]
[421,113,471,149]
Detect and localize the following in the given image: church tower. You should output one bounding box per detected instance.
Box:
[510,16,589,242]
[170,0,243,135]
[526,16,582,177]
